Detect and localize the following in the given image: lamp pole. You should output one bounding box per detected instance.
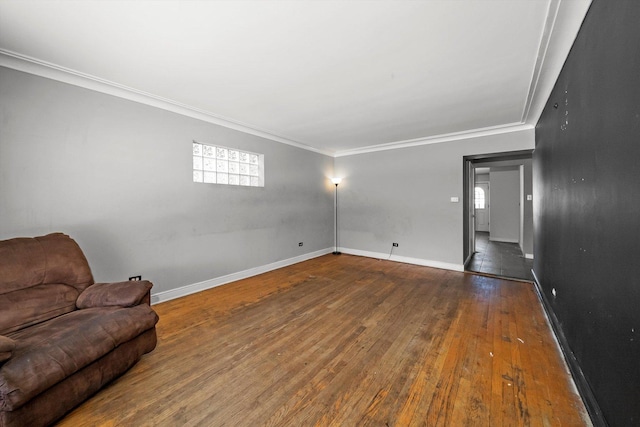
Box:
[331,178,342,255]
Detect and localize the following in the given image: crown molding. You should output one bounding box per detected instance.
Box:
[334,122,534,157]
[520,0,561,124]
[0,49,334,157]
[522,0,592,126]
[0,48,537,159]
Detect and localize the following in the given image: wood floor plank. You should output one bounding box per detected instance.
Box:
[55,254,590,426]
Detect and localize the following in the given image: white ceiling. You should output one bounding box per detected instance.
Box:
[0,0,591,156]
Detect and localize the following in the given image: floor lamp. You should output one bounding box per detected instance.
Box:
[331,177,342,255]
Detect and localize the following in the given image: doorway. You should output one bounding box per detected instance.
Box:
[463,151,534,281]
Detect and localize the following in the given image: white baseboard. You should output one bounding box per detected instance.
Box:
[525,253,534,259]
[340,247,464,272]
[151,248,333,304]
[489,237,519,244]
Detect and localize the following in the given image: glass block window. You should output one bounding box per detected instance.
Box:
[193,141,264,187]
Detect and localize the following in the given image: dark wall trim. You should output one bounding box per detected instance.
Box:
[468,149,533,164]
[532,271,607,427]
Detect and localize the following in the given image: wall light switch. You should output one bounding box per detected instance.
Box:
[527,194,533,201]
[450,196,459,203]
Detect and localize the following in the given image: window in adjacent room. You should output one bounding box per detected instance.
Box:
[192,141,264,187]
[474,187,485,209]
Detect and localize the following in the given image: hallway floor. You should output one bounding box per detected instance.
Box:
[467,232,533,281]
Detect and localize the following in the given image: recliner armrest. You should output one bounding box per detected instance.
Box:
[76,280,153,309]
[0,335,16,363]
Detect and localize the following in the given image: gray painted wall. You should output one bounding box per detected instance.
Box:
[522,159,535,256]
[0,67,334,294]
[489,167,520,243]
[334,130,535,268]
[475,173,490,182]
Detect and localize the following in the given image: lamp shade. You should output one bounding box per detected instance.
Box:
[331,177,342,185]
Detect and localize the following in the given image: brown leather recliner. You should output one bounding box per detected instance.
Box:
[0,233,159,426]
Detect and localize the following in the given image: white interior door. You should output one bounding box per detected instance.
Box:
[475,182,490,232]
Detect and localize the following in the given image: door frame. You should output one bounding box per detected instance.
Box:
[463,150,533,268]
[463,161,475,266]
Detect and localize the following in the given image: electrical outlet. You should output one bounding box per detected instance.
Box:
[129,275,141,281]
[392,243,399,247]
[298,242,303,247]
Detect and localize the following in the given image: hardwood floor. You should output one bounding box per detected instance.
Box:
[56,254,590,426]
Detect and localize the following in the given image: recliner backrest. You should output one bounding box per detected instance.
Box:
[0,233,94,334]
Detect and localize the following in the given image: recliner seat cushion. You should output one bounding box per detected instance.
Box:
[0,304,158,411]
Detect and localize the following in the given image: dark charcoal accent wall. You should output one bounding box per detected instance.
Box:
[534,1,640,426]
